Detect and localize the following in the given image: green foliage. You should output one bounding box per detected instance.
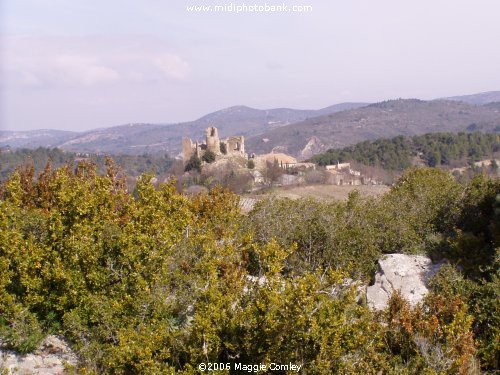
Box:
[201,150,216,163]
[0,306,44,354]
[0,164,498,372]
[248,168,464,277]
[219,142,227,155]
[0,147,173,181]
[184,154,201,172]
[310,132,499,170]
[435,174,499,280]
[384,168,462,239]
[247,195,382,280]
[0,147,71,181]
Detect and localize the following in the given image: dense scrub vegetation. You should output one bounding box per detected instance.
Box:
[310,132,499,170]
[0,162,498,373]
[0,147,173,181]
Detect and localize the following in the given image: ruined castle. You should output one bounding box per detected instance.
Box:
[182,126,246,161]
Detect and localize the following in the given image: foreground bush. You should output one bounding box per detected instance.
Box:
[0,163,498,373]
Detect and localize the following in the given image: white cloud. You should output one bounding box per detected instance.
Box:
[154,53,190,80]
[2,36,191,88]
[52,55,120,86]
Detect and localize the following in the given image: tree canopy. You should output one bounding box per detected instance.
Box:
[310,132,499,170]
[0,163,498,373]
[0,147,173,181]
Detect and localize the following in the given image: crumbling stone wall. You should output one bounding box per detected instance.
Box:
[182,137,195,160]
[182,127,246,161]
[226,136,245,155]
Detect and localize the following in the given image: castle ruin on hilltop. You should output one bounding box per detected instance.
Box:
[182,126,246,161]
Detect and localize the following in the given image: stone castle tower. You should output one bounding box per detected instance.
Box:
[205,126,220,154]
[182,126,246,161]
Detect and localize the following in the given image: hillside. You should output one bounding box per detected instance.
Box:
[310,132,499,170]
[4,94,500,158]
[246,99,500,158]
[184,103,368,137]
[56,123,170,155]
[1,103,367,155]
[444,90,500,105]
[484,102,500,111]
[0,130,77,148]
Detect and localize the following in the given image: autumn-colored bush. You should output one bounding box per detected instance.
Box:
[0,163,498,373]
[385,292,479,374]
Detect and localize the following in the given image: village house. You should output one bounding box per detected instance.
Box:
[325,161,366,185]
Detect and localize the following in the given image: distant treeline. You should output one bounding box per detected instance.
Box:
[0,147,173,180]
[310,132,499,170]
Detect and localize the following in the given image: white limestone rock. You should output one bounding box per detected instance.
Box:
[0,335,77,374]
[367,254,443,311]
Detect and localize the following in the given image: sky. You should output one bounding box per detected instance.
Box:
[1,0,500,131]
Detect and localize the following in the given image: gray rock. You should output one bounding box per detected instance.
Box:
[367,254,443,311]
[329,278,367,303]
[0,335,77,374]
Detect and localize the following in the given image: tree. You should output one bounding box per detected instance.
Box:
[263,160,283,187]
[185,155,201,172]
[309,132,498,171]
[427,150,442,167]
[383,168,462,241]
[202,150,216,163]
[490,159,498,172]
[0,162,498,373]
[219,142,227,155]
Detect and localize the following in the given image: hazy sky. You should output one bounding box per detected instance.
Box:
[1,0,500,131]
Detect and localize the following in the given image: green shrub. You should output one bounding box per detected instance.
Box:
[184,154,202,172]
[219,142,227,155]
[247,194,383,279]
[0,308,44,354]
[0,163,498,372]
[429,263,500,370]
[202,150,216,163]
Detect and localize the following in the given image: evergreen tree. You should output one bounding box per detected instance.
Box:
[219,142,227,155]
[184,154,202,172]
[202,150,216,163]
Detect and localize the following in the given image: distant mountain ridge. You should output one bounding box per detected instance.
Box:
[2,91,500,157]
[0,130,78,149]
[246,99,500,158]
[443,91,500,105]
[0,103,367,155]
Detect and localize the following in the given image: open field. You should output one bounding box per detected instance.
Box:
[267,184,390,200]
[239,184,390,213]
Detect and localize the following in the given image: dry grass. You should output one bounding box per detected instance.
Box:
[244,184,389,203]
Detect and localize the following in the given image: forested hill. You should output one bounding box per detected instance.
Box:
[0,147,173,180]
[309,132,499,170]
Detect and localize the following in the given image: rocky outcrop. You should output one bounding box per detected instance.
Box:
[0,335,78,374]
[299,136,326,160]
[367,254,443,311]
